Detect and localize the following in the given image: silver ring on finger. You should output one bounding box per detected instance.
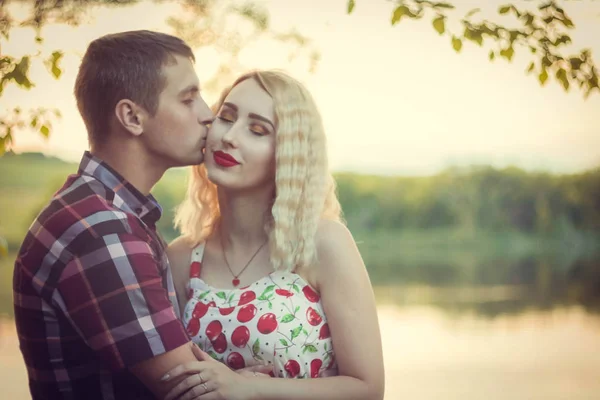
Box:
[201,382,209,392]
[197,372,204,383]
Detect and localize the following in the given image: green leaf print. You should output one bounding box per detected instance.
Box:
[292,284,300,293]
[294,306,300,313]
[280,339,288,346]
[257,294,267,301]
[227,293,235,304]
[291,326,302,340]
[281,314,294,323]
[302,344,318,354]
[252,338,260,356]
[262,285,275,296]
[198,290,211,300]
[208,351,219,360]
[216,292,227,300]
[302,329,309,336]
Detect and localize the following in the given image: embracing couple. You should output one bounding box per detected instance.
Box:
[13,30,384,400]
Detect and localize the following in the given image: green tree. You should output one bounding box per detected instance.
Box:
[347,0,598,97]
[0,0,317,154]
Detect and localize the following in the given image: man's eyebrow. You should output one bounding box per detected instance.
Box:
[179,84,200,96]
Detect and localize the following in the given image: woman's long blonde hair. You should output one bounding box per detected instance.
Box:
[174,70,342,271]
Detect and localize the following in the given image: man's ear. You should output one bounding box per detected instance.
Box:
[115,99,147,137]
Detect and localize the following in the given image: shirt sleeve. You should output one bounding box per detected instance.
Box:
[54,232,190,371]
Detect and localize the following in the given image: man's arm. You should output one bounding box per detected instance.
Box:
[55,231,198,398]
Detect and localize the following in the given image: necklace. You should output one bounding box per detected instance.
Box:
[219,230,268,287]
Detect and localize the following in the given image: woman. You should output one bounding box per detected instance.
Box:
[164,70,384,400]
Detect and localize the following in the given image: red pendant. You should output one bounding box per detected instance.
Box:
[232,278,240,287]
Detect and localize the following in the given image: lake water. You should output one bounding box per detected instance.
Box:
[2,287,600,400]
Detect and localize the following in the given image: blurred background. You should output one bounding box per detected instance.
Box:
[1,0,599,399]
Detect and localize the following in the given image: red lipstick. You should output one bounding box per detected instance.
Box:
[213,150,240,167]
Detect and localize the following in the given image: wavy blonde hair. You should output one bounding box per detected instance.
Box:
[174,70,342,271]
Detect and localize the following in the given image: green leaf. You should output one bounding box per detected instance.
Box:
[452,36,462,52]
[257,294,267,301]
[499,47,514,62]
[302,328,309,336]
[499,5,511,14]
[40,125,50,138]
[268,302,273,310]
[216,291,227,300]
[570,57,582,70]
[539,68,549,86]
[281,314,295,323]
[304,344,318,353]
[391,5,409,25]
[434,2,455,9]
[227,293,235,303]
[465,8,481,18]
[291,326,302,340]
[432,15,445,35]
[556,68,569,90]
[208,351,219,360]
[252,338,260,355]
[198,290,211,300]
[292,284,300,293]
[347,0,355,14]
[262,285,275,296]
[279,339,288,346]
[294,306,300,313]
[527,62,535,73]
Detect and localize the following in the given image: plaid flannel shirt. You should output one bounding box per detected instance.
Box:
[13,151,189,399]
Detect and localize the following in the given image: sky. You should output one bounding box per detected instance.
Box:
[2,0,600,176]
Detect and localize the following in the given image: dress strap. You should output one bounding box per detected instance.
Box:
[189,242,206,279]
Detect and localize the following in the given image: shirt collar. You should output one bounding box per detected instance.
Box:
[78,151,162,227]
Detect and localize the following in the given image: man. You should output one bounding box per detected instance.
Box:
[13,30,262,399]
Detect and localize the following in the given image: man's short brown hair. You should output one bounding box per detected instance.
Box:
[74,30,195,147]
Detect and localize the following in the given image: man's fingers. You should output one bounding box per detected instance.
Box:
[160,361,209,382]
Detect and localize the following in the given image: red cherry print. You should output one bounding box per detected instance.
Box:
[186,318,200,336]
[211,332,227,354]
[231,326,250,348]
[257,313,278,334]
[306,307,322,326]
[189,261,202,278]
[319,323,330,339]
[238,290,256,306]
[227,352,246,370]
[237,304,257,323]
[284,360,301,378]
[302,285,320,303]
[207,301,217,307]
[192,301,209,319]
[205,320,222,342]
[275,289,294,298]
[219,306,235,316]
[269,371,275,377]
[187,288,193,300]
[310,359,323,378]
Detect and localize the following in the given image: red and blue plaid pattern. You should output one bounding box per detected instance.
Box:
[13,151,189,399]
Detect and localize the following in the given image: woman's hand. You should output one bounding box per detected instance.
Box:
[162,345,272,400]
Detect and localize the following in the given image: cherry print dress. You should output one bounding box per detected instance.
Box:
[181,243,338,379]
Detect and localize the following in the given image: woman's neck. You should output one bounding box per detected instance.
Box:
[215,186,273,252]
